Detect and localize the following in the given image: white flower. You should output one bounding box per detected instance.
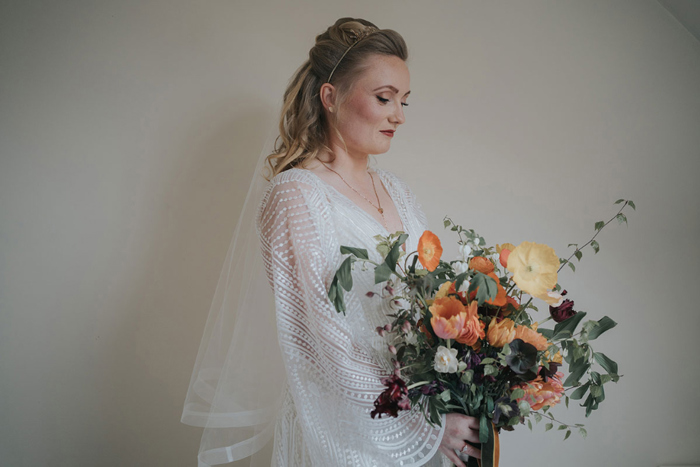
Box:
[459,243,472,262]
[457,279,471,294]
[405,332,418,346]
[453,261,469,275]
[434,346,459,373]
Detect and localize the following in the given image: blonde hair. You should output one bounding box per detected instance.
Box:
[263,18,408,180]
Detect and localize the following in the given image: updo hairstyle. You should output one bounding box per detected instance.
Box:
[264,17,408,180]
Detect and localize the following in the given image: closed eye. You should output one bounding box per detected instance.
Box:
[377,96,409,107]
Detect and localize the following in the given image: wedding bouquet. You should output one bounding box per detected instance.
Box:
[327,199,634,467]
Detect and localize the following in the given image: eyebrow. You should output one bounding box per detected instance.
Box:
[373,85,411,97]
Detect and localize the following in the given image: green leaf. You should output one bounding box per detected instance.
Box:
[558,424,567,430]
[385,233,409,272]
[443,219,451,228]
[528,419,532,430]
[467,272,498,305]
[579,427,588,438]
[337,257,354,291]
[564,362,590,387]
[534,412,542,423]
[339,246,368,260]
[510,388,525,400]
[545,423,553,432]
[568,262,576,272]
[574,250,582,261]
[552,311,587,340]
[538,328,554,339]
[479,414,490,444]
[484,365,498,376]
[570,383,590,400]
[568,243,578,248]
[565,395,570,408]
[588,316,617,340]
[614,199,625,205]
[374,263,393,284]
[594,221,605,231]
[628,200,636,210]
[328,277,346,314]
[564,430,572,440]
[591,240,600,254]
[616,213,628,225]
[593,352,619,375]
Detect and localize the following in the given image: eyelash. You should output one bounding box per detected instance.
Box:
[377,96,409,107]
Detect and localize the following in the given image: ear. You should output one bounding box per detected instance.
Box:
[319,83,337,111]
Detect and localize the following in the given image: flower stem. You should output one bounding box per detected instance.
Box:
[558,201,630,273]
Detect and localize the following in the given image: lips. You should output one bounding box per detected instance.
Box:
[380,130,395,137]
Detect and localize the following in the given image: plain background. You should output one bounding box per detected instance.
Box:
[1,1,699,466]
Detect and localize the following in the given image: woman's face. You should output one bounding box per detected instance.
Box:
[333,54,410,156]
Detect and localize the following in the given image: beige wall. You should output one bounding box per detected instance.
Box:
[1,1,698,466]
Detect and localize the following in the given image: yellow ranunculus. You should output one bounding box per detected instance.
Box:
[506,241,559,297]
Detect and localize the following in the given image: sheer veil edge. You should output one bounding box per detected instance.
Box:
[181,124,285,467]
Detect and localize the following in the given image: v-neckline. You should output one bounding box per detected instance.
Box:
[298,168,408,238]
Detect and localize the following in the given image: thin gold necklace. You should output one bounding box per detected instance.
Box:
[320,161,387,230]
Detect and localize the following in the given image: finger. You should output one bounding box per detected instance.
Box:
[461,441,481,460]
[439,445,465,467]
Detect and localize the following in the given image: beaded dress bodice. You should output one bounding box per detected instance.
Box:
[256,167,450,467]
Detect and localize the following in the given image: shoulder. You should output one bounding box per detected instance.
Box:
[374,167,416,200]
[257,168,329,222]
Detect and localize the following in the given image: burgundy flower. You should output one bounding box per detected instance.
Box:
[417,380,445,396]
[550,298,576,323]
[371,374,411,419]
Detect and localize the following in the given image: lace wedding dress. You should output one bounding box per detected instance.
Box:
[257,167,451,467]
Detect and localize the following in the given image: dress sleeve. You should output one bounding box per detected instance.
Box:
[257,175,445,466]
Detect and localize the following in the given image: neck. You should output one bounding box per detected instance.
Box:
[317,146,370,181]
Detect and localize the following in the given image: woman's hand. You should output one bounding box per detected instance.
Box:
[438,413,481,467]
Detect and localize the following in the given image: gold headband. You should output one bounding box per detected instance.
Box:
[326,28,378,83]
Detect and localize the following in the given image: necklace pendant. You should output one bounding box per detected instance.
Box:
[378,208,384,214]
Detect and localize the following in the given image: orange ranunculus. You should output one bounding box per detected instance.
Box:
[469,256,495,275]
[418,230,443,272]
[487,318,516,348]
[513,325,549,351]
[514,372,565,410]
[430,296,479,344]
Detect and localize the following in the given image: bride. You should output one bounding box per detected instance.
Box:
[182,17,481,467]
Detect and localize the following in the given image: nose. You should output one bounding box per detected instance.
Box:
[391,101,405,125]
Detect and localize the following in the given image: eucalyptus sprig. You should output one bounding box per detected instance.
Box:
[559,199,635,274]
